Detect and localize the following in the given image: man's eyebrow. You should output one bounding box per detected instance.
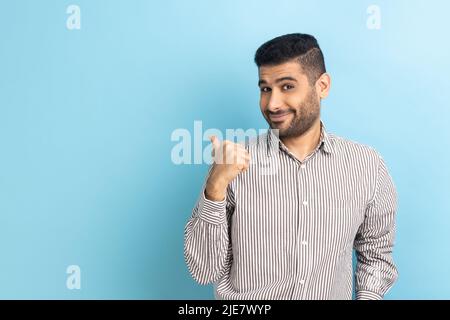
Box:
[258,76,298,86]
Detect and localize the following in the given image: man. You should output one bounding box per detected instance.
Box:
[184,33,398,300]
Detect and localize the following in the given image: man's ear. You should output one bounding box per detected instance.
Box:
[315,73,331,99]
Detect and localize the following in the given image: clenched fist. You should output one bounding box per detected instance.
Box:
[205,136,251,201]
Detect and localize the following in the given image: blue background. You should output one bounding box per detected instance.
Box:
[0,0,449,299]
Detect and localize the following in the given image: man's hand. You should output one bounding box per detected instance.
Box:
[204,136,250,201]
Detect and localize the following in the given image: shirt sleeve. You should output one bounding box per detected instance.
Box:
[183,166,235,285]
[354,155,399,300]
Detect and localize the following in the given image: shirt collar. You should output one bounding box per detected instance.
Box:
[320,122,335,154]
[266,120,335,157]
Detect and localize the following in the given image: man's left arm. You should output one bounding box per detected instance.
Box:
[354,155,399,300]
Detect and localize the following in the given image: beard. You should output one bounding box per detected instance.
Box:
[264,88,321,139]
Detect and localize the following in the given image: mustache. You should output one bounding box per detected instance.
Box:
[267,109,295,116]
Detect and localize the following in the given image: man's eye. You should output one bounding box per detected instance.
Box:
[260,87,271,93]
[283,84,294,90]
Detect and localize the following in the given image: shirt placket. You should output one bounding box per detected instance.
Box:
[281,145,320,299]
[278,136,323,299]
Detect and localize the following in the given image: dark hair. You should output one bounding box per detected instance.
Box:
[254,33,326,85]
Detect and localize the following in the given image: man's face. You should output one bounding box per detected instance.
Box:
[258,60,321,139]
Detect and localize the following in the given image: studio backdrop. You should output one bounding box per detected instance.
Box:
[0,0,449,299]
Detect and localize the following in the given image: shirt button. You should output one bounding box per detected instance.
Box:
[302,200,308,206]
[301,240,308,246]
[300,164,306,169]
[299,279,305,285]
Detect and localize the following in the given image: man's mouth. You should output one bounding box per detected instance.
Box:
[269,111,292,122]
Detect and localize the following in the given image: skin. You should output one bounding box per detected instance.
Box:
[205,59,331,201]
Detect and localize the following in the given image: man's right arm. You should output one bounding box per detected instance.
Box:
[183,136,250,285]
[183,175,235,285]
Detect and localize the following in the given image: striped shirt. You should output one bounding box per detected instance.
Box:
[184,122,398,300]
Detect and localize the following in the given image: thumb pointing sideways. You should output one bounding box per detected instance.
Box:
[209,135,221,149]
[209,135,221,158]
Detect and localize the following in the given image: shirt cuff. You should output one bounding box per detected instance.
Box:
[196,188,227,225]
[356,290,383,300]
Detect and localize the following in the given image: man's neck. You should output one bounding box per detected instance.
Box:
[280,119,322,162]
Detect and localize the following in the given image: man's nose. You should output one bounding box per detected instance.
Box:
[267,90,284,112]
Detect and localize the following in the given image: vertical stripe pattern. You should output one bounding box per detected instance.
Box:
[184,122,398,300]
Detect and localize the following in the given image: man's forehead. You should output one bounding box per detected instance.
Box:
[258,61,306,82]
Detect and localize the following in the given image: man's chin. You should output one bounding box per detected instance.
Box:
[270,122,290,132]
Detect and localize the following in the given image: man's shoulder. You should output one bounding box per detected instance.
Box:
[328,132,382,162]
